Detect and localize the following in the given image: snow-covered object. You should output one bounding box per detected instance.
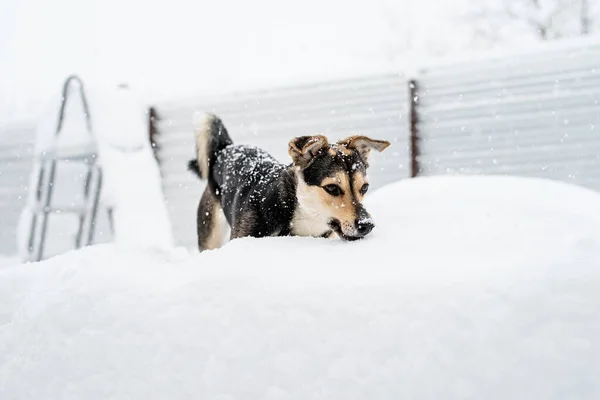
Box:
[16,80,102,261]
[16,81,174,261]
[2,176,600,399]
[88,85,174,250]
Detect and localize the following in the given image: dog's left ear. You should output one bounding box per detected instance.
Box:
[338,135,390,161]
[288,135,329,168]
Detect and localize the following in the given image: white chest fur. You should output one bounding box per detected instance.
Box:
[290,205,331,237]
[290,175,333,237]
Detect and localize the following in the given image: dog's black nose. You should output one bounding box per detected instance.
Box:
[356,219,374,236]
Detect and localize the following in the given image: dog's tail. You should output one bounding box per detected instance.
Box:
[188,113,233,180]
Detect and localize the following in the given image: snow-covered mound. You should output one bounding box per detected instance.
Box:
[2,176,600,399]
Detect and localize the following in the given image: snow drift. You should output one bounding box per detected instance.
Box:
[2,175,600,399]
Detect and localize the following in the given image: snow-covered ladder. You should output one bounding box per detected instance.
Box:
[26,75,103,262]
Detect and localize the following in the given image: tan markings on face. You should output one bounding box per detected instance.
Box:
[341,147,353,156]
[328,148,337,157]
[353,172,368,202]
[293,167,370,238]
[320,173,344,188]
[332,143,353,156]
[316,171,361,236]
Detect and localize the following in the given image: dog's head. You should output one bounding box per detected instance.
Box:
[288,134,390,240]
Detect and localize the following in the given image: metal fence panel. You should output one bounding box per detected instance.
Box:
[416,39,600,192]
[0,123,36,256]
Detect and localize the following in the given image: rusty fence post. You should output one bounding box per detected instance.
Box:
[408,79,420,178]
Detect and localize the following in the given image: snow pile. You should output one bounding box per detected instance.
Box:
[0,256,18,269]
[88,85,174,251]
[2,176,600,399]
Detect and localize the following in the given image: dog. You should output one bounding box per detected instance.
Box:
[188,113,390,251]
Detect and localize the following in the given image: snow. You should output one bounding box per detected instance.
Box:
[0,256,19,269]
[218,144,286,195]
[89,85,174,251]
[2,175,600,399]
[15,81,106,261]
[0,0,395,125]
[413,33,600,73]
[16,82,173,261]
[2,0,600,127]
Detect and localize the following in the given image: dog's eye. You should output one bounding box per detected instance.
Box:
[360,183,370,195]
[323,184,343,196]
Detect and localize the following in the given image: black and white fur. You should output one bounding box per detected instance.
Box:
[188,113,390,251]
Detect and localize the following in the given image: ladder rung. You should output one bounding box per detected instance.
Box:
[37,152,98,163]
[36,146,99,163]
[32,205,89,215]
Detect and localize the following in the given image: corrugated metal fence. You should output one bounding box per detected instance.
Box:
[2,37,600,255]
[415,40,600,187]
[0,122,35,256]
[153,39,600,249]
[154,38,600,249]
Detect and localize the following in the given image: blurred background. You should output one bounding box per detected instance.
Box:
[1,0,600,262]
[2,0,598,122]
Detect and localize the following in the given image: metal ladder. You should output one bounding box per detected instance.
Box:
[26,75,103,262]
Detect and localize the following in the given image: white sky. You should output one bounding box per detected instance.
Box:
[0,0,473,122]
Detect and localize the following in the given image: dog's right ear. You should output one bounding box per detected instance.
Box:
[288,135,329,168]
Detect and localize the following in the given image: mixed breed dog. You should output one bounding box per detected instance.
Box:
[188,114,390,251]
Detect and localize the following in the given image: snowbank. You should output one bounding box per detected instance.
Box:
[2,176,600,399]
[0,256,18,269]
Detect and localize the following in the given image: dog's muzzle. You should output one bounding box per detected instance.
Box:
[329,212,375,241]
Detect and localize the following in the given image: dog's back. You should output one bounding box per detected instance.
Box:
[213,144,285,198]
[213,144,296,234]
[188,114,296,250]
